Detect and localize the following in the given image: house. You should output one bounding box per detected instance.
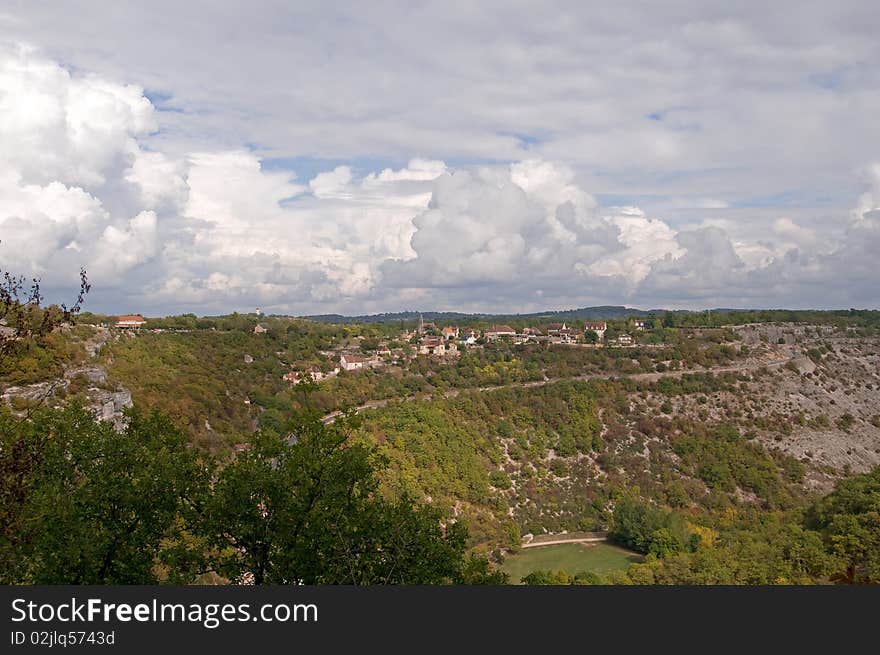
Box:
[283,366,334,384]
[419,337,446,355]
[441,326,459,340]
[253,323,269,334]
[547,322,579,343]
[485,325,516,341]
[634,320,648,330]
[115,314,147,329]
[513,327,540,344]
[459,329,480,345]
[617,333,634,345]
[340,354,368,371]
[583,321,607,340]
[458,330,480,346]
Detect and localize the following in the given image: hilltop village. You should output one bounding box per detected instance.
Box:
[109,311,651,386]
[280,316,647,386]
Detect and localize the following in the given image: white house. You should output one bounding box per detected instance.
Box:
[583,321,607,340]
[115,314,147,329]
[485,325,516,341]
[418,337,446,355]
[340,354,368,371]
[459,329,480,345]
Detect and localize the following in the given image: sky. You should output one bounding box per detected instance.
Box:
[0,1,878,316]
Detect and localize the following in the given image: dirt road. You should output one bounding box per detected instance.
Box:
[521,532,609,548]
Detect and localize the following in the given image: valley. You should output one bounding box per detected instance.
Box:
[2,309,879,584]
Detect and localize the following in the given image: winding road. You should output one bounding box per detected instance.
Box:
[321,351,790,424]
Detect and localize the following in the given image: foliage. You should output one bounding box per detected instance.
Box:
[0,406,204,584]
[198,408,487,584]
[1,404,505,585]
[807,467,880,583]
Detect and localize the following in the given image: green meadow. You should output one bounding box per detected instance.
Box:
[502,543,642,584]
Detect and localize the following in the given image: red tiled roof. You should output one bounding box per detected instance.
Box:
[116,314,146,323]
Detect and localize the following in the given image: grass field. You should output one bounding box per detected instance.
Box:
[502,543,642,584]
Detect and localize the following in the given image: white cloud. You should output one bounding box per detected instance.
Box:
[125,150,187,209]
[309,166,353,198]
[0,42,154,187]
[373,159,447,182]
[0,43,878,313]
[587,208,683,284]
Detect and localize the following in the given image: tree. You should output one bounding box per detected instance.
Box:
[648,528,683,558]
[610,495,668,553]
[202,409,475,584]
[0,406,206,584]
[0,265,89,369]
[807,467,880,583]
[584,329,599,344]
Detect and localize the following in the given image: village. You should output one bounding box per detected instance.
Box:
[105,312,656,387]
[269,315,652,386]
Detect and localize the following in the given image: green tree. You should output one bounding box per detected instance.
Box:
[0,406,205,584]
[807,467,880,583]
[648,528,683,558]
[203,410,473,584]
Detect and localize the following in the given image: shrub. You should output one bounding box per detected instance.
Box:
[489,470,512,490]
[836,414,855,432]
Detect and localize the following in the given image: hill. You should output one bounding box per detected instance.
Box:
[303,305,678,324]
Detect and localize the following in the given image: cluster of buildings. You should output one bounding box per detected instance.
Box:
[477,321,610,345]
[408,316,645,352]
[282,351,391,385]
[282,365,339,384]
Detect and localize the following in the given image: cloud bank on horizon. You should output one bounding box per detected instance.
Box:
[0,3,879,315]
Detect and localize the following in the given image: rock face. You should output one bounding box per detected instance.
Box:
[790,356,817,375]
[87,388,133,431]
[65,366,107,384]
[2,365,133,431]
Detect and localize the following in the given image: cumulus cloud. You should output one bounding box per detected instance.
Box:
[125,150,187,210]
[0,43,162,291]
[0,44,878,314]
[0,42,154,187]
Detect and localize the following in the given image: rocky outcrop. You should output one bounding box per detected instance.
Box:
[1,377,133,431]
[92,389,133,430]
